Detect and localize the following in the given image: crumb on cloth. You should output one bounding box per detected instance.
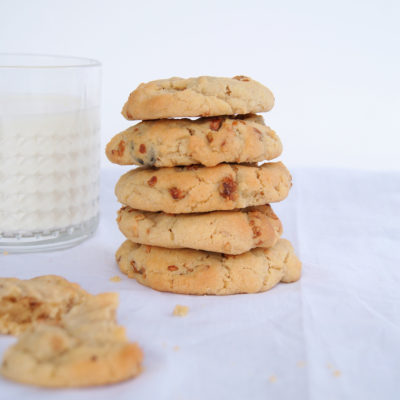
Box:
[172,305,189,316]
[109,276,122,282]
[296,361,306,368]
[327,363,341,377]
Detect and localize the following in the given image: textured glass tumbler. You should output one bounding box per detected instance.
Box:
[0,54,101,253]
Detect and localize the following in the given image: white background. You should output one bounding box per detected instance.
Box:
[1,0,399,171]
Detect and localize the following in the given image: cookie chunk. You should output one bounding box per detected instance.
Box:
[115,162,291,214]
[116,239,301,295]
[117,205,282,255]
[106,115,282,167]
[0,275,88,335]
[1,293,143,387]
[172,305,189,316]
[121,76,274,120]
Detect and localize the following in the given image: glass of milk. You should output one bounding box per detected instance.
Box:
[0,54,101,252]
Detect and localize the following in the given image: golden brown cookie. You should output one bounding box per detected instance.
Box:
[0,275,88,335]
[121,76,274,120]
[117,205,282,255]
[116,239,301,295]
[106,115,282,167]
[115,162,292,214]
[1,293,143,387]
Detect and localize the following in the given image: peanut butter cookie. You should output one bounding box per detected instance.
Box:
[116,239,301,295]
[106,115,282,167]
[117,205,282,254]
[0,275,88,335]
[115,162,292,214]
[1,293,143,387]
[122,75,274,120]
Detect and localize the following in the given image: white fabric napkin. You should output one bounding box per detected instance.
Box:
[0,166,399,400]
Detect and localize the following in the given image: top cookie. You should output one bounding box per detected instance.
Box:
[121,76,275,120]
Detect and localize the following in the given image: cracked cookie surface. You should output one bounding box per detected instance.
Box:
[106,115,282,167]
[0,275,88,335]
[121,75,274,120]
[116,239,301,295]
[115,162,292,214]
[1,293,143,387]
[117,205,282,255]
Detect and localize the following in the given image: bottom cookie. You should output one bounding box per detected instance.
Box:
[1,293,143,387]
[116,239,301,295]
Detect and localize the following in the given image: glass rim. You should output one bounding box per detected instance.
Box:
[0,53,101,69]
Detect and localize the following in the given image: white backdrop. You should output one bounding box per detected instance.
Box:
[1,0,399,171]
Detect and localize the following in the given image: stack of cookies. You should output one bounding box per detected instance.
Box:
[106,76,301,295]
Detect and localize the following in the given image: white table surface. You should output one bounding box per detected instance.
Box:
[1,166,399,400]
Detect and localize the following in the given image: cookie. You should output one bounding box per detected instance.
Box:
[116,239,301,295]
[1,293,143,387]
[106,114,282,167]
[117,205,282,255]
[115,162,291,214]
[121,75,274,120]
[0,275,88,335]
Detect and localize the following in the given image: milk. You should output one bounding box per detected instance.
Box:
[0,95,100,233]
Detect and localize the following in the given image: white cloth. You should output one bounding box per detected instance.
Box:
[0,167,399,400]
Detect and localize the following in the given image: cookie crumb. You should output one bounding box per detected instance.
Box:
[296,361,306,368]
[268,375,277,383]
[3,251,8,255]
[173,345,180,352]
[326,363,333,370]
[173,305,189,317]
[109,276,121,282]
[333,370,341,377]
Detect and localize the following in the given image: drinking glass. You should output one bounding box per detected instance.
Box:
[0,54,101,252]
